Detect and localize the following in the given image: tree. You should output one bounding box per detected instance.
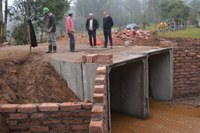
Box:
[9,0,69,44]
[4,0,8,42]
[189,0,200,25]
[160,0,190,22]
[74,0,109,31]
[0,0,3,43]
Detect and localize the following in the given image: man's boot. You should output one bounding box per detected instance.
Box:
[70,43,73,52]
[72,43,75,52]
[53,46,57,53]
[46,44,52,53]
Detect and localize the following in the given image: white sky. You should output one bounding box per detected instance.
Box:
[8,0,14,6]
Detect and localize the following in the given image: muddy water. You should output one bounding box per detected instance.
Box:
[112,101,200,133]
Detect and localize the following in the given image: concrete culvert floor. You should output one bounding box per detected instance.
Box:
[112,100,200,133]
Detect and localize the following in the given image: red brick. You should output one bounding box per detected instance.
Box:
[94,85,105,93]
[81,103,93,110]
[21,120,41,126]
[50,125,70,131]
[92,105,104,120]
[95,75,105,85]
[95,58,113,65]
[72,111,91,118]
[71,124,89,131]
[9,125,28,131]
[0,104,18,113]
[42,119,61,125]
[93,93,104,103]
[82,55,87,63]
[31,113,47,119]
[60,102,81,111]
[86,54,98,63]
[18,104,37,113]
[62,119,82,125]
[9,113,28,120]
[97,54,113,59]
[6,120,17,126]
[38,103,59,112]
[50,112,72,118]
[30,126,49,132]
[89,120,103,133]
[97,66,106,75]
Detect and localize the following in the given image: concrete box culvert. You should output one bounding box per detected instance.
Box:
[107,48,173,133]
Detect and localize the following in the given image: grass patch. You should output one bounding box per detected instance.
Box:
[158,28,200,39]
[146,25,200,39]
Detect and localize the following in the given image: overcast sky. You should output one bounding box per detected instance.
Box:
[8,0,14,6]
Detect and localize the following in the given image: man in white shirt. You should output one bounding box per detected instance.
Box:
[86,13,99,48]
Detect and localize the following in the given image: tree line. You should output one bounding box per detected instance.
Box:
[74,0,198,31]
[0,0,200,45]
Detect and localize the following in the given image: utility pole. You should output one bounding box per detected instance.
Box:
[4,0,7,42]
[24,0,31,53]
[0,0,3,43]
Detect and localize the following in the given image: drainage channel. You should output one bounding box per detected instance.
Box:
[107,48,173,132]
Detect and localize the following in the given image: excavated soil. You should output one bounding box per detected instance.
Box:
[0,48,80,104]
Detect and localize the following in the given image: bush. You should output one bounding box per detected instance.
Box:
[12,24,28,45]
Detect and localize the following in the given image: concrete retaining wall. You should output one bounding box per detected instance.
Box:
[50,60,98,101]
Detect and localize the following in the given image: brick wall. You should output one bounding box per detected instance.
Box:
[82,54,113,133]
[0,102,92,132]
[160,39,200,98]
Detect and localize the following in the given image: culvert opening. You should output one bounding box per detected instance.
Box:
[108,49,173,132]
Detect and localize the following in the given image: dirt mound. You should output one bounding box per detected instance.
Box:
[0,51,80,104]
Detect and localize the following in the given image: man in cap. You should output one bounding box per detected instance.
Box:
[86,13,99,48]
[66,12,76,52]
[43,7,57,53]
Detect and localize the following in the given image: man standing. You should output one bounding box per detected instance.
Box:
[66,13,76,52]
[86,13,99,48]
[103,11,114,48]
[43,7,57,53]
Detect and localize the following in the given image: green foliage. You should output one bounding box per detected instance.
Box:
[189,0,200,24]
[160,0,190,22]
[12,24,27,45]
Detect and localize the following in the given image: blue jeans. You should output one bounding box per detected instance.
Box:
[69,33,75,51]
[48,32,56,46]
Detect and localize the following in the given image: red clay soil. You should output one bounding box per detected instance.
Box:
[0,50,80,104]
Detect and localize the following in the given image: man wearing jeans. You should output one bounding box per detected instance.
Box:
[103,11,114,48]
[66,13,76,52]
[43,7,57,53]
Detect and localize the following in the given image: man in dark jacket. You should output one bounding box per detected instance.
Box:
[103,11,114,48]
[86,13,99,48]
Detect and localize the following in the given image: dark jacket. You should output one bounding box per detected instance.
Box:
[27,19,37,47]
[103,16,114,30]
[48,14,56,32]
[86,18,99,31]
